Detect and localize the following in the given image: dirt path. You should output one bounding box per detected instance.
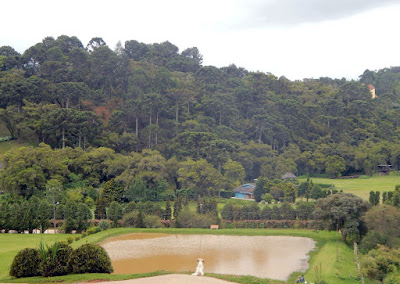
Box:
[84,274,238,283]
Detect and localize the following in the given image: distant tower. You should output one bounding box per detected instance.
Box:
[368,84,377,99]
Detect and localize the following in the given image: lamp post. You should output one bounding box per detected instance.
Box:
[50,187,59,233]
[51,187,56,232]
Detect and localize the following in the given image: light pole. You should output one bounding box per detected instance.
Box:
[50,187,59,233]
[51,187,56,232]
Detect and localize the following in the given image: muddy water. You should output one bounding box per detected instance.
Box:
[101,233,315,280]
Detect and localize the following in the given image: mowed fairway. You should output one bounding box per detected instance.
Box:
[0,233,72,279]
[300,174,400,200]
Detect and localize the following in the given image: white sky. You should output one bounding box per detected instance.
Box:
[2,0,400,80]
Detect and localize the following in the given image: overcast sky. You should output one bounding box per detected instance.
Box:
[2,0,400,80]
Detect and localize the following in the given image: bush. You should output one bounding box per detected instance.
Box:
[10,248,41,278]
[360,231,399,253]
[99,220,110,230]
[122,211,144,228]
[86,226,101,235]
[175,208,217,228]
[41,243,73,277]
[143,215,162,228]
[69,244,113,274]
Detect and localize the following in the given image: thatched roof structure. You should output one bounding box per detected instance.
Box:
[281,172,297,180]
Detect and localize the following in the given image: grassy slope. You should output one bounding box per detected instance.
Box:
[300,174,400,201]
[1,228,370,283]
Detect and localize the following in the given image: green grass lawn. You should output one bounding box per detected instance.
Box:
[0,228,375,283]
[300,174,400,201]
[0,233,74,280]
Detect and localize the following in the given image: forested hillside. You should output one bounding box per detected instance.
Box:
[1,35,400,198]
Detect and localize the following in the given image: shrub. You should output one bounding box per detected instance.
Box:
[143,215,162,228]
[41,243,73,277]
[69,244,113,274]
[360,231,399,253]
[9,248,41,278]
[175,208,216,228]
[99,220,110,230]
[86,226,101,235]
[122,211,144,228]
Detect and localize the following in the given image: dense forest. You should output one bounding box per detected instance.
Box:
[3,34,400,283]
[1,34,400,200]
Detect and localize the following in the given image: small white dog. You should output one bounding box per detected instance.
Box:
[191,258,204,276]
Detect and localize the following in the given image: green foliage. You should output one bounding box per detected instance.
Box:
[361,205,400,252]
[309,184,326,200]
[68,244,113,274]
[261,192,274,204]
[296,201,315,220]
[9,248,41,278]
[178,158,224,197]
[107,201,123,227]
[175,207,217,228]
[122,211,143,228]
[360,231,399,253]
[41,242,72,277]
[3,36,400,216]
[99,220,110,230]
[95,178,123,219]
[361,245,400,282]
[0,144,68,197]
[314,193,370,242]
[325,155,345,177]
[86,226,102,235]
[254,177,269,202]
[76,203,92,232]
[143,215,162,228]
[221,203,241,221]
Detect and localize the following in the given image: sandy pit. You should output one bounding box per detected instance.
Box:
[100,233,315,281]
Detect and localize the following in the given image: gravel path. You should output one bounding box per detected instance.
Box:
[82,274,237,283]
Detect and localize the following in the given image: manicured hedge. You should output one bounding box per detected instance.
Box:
[69,244,113,274]
[9,248,41,278]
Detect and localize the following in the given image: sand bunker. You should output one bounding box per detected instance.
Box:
[101,233,315,281]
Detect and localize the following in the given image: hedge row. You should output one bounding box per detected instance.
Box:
[9,243,113,278]
[221,220,325,229]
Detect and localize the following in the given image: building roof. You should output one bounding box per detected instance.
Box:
[232,183,255,194]
[281,172,297,180]
[367,84,375,90]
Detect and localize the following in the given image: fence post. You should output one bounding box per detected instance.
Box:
[354,242,364,284]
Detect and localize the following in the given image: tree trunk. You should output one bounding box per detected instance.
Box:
[176,101,179,122]
[135,117,139,138]
[62,128,65,149]
[156,112,159,146]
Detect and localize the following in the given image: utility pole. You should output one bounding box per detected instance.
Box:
[52,187,56,232]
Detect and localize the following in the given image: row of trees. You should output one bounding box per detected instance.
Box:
[1,35,400,180]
